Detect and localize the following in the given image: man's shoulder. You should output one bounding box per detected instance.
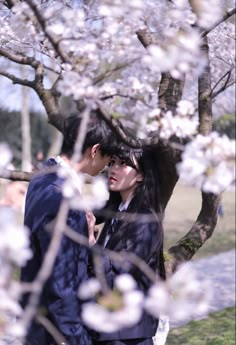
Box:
[26,172,63,210]
[29,171,62,190]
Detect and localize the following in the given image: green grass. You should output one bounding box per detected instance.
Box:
[164,185,235,345]
[164,184,235,259]
[166,307,236,345]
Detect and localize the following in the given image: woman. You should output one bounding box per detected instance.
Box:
[91,143,165,345]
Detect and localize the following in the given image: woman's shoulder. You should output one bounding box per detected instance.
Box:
[127,199,153,214]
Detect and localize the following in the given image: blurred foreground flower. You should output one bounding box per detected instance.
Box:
[0,208,32,340]
[177,132,235,194]
[79,274,144,332]
[145,262,211,322]
[58,165,108,210]
[0,208,32,266]
[0,143,13,176]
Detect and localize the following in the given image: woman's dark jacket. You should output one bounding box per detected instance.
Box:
[90,199,161,341]
[20,158,91,345]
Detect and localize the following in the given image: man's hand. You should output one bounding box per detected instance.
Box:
[86,210,96,247]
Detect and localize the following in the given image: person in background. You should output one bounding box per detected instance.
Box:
[21,113,119,345]
[90,141,166,345]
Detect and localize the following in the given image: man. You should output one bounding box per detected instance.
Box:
[21,113,118,345]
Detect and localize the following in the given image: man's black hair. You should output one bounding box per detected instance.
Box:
[61,111,118,158]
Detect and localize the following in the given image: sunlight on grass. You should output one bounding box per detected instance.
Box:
[166,307,236,345]
[164,183,235,258]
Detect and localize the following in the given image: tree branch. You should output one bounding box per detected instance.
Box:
[26,0,71,64]
[0,70,35,88]
[210,68,234,96]
[0,169,33,182]
[0,47,40,68]
[202,7,236,37]
[212,80,235,99]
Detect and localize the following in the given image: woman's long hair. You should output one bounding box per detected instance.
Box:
[107,140,166,280]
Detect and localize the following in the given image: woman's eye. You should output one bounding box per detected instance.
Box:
[108,159,114,167]
[121,160,126,166]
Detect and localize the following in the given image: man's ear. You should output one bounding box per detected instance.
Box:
[91,143,100,158]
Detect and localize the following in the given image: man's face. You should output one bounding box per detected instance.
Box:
[89,150,110,176]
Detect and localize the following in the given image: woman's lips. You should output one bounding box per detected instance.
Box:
[109,177,117,183]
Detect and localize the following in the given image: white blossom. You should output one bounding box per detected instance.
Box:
[0,208,32,266]
[146,100,198,139]
[115,273,137,292]
[190,0,223,29]
[81,274,144,332]
[177,133,236,194]
[176,100,195,116]
[145,262,211,321]
[0,143,13,169]
[78,278,101,300]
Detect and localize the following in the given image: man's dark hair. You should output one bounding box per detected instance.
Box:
[61,111,118,158]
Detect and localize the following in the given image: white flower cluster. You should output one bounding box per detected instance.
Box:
[79,274,144,332]
[145,262,211,321]
[79,266,211,334]
[0,212,32,267]
[57,71,98,100]
[146,100,198,140]
[177,132,236,194]
[144,29,203,79]
[0,143,13,175]
[190,0,223,29]
[58,166,108,210]
[0,208,32,340]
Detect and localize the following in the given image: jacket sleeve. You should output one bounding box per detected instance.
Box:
[102,219,161,289]
[36,188,91,344]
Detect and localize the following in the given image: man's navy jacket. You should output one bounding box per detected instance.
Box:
[20,159,91,345]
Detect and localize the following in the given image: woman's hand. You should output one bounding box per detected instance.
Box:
[86,210,96,247]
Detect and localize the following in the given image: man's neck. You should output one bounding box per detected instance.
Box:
[59,154,88,174]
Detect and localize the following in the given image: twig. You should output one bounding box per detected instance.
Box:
[202,8,236,37]
[26,0,70,64]
[210,68,234,97]
[36,315,68,345]
[64,227,158,283]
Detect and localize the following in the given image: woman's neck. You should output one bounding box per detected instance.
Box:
[120,190,134,204]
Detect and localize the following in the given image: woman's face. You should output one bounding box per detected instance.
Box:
[108,156,143,201]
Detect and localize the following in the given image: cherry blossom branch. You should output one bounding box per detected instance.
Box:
[0,169,33,181]
[64,227,157,283]
[94,59,139,85]
[36,315,67,345]
[0,47,40,67]
[99,93,153,108]
[26,0,71,64]
[202,7,236,37]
